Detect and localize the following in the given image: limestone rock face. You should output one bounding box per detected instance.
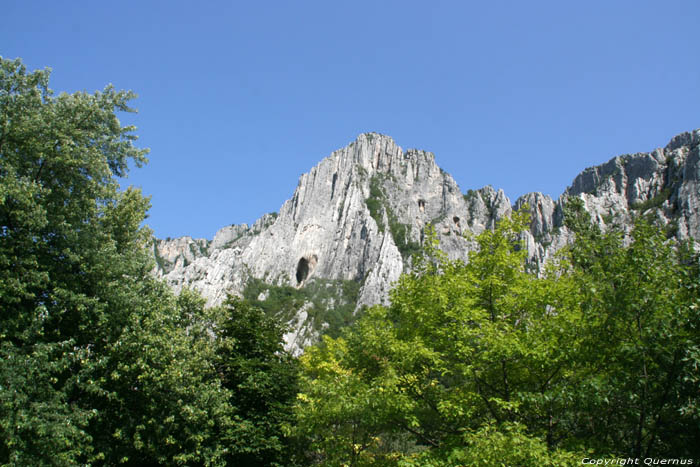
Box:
[154,129,700,352]
[564,129,700,240]
[155,133,477,310]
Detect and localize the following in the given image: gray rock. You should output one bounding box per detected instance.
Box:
[154,129,700,353]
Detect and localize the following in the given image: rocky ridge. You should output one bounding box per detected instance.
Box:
[153,129,700,352]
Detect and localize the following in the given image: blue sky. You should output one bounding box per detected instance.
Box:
[4,1,699,239]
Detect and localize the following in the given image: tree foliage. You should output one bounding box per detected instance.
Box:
[213,297,300,466]
[0,57,298,466]
[3,56,699,465]
[292,204,700,465]
[0,55,156,464]
[561,198,700,457]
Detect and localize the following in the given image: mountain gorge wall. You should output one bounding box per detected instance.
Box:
[154,129,700,352]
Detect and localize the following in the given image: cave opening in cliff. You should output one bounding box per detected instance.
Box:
[296,257,309,284]
[418,199,425,212]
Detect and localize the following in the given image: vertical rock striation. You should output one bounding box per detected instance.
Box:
[154,129,700,352]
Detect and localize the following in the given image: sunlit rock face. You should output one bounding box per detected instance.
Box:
[154,133,476,310]
[154,129,700,353]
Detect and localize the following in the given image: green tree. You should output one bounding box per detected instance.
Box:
[0,55,150,464]
[561,198,700,458]
[0,57,242,465]
[294,202,700,463]
[293,328,410,466]
[88,288,235,465]
[292,212,585,465]
[214,297,300,466]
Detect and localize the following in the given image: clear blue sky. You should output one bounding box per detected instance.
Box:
[4,1,699,239]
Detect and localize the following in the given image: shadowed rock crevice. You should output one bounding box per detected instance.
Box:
[331,173,338,199]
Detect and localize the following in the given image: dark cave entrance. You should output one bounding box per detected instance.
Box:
[296,257,310,284]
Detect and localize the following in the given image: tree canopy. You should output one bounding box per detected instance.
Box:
[291,206,700,465]
[0,57,298,466]
[2,56,698,466]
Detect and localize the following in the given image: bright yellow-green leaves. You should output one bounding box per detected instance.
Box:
[291,208,588,464]
[292,204,700,464]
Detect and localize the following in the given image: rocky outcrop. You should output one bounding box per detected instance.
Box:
[155,133,480,310]
[154,129,700,352]
[564,129,700,239]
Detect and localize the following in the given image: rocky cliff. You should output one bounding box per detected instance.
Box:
[153,129,700,352]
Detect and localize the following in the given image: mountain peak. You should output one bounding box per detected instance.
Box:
[154,129,700,353]
[665,128,700,152]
